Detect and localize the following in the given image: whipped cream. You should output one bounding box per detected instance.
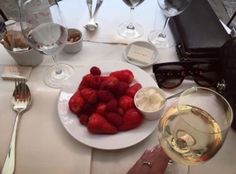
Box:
[135,87,165,112]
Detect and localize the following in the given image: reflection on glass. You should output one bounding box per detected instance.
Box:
[118,0,145,39]
[19,0,74,88]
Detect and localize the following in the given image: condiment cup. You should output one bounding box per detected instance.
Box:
[5,48,44,66]
[134,87,166,121]
[1,30,44,67]
[63,28,83,54]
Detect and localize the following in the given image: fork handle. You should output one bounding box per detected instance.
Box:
[92,0,103,19]
[1,113,20,174]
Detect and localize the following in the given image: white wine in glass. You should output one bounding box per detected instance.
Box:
[148,0,192,48]
[19,0,74,88]
[158,87,233,173]
[118,0,145,39]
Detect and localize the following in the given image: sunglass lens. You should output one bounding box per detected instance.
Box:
[154,65,184,89]
[192,64,220,87]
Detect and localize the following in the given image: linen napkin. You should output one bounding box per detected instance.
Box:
[0,87,92,174]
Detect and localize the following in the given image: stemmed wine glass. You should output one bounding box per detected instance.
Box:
[158,87,233,173]
[118,0,145,39]
[18,0,74,88]
[148,0,192,48]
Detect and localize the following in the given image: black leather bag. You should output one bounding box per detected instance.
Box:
[169,0,231,61]
[220,38,236,130]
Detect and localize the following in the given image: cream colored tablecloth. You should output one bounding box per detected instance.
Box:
[0,79,91,174]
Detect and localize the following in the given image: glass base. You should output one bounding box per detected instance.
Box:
[44,63,74,89]
[164,161,189,174]
[148,29,174,48]
[117,22,143,39]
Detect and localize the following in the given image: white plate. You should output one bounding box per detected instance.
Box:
[123,41,158,68]
[57,60,158,150]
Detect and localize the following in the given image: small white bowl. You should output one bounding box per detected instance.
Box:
[123,41,158,68]
[134,87,166,121]
[2,31,44,66]
[63,28,83,54]
[5,47,44,67]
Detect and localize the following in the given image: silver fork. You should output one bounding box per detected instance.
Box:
[1,79,32,174]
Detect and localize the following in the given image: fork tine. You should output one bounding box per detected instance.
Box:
[17,79,21,100]
[19,79,23,101]
[14,79,19,100]
[14,78,27,101]
[20,79,26,101]
[22,79,27,101]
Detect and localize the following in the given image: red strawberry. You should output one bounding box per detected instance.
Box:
[126,83,142,98]
[110,69,134,84]
[87,113,118,134]
[90,75,102,89]
[99,75,108,82]
[80,88,98,104]
[105,112,123,128]
[79,114,89,125]
[114,81,129,97]
[69,91,85,114]
[98,90,115,102]
[117,107,125,116]
[96,102,107,115]
[78,74,93,90]
[79,74,104,90]
[100,76,119,92]
[118,95,134,111]
[106,99,118,112]
[82,103,96,115]
[90,66,101,76]
[118,108,143,131]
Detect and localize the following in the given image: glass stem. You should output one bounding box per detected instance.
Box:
[187,166,190,174]
[127,7,135,30]
[158,17,170,38]
[153,1,159,30]
[52,55,62,75]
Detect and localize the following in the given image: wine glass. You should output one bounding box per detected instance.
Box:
[18,0,74,88]
[148,0,192,48]
[118,0,145,39]
[158,87,233,173]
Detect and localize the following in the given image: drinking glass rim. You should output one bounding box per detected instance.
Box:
[176,86,233,133]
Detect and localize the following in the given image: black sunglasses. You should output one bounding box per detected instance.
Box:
[153,61,222,89]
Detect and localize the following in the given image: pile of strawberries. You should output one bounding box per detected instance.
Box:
[68,66,143,134]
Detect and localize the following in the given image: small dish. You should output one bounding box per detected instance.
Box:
[134,86,166,121]
[63,28,83,54]
[5,48,44,66]
[123,41,158,68]
[2,31,44,66]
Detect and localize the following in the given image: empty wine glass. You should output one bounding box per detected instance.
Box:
[158,87,233,173]
[148,0,192,48]
[118,0,145,39]
[18,0,74,88]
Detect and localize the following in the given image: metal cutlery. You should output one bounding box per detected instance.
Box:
[84,0,103,31]
[86,0,93,24]
[1,79,32,174]
[165,90,185,101]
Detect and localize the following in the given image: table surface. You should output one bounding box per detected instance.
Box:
[0,0,236,174]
